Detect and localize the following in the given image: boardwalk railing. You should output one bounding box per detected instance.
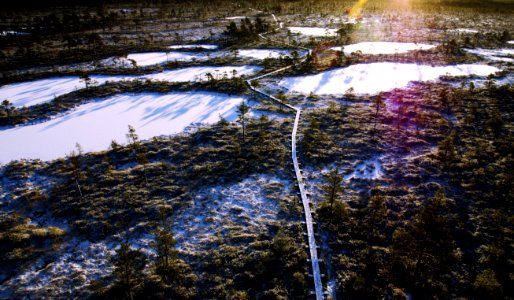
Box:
[245,13,324,299]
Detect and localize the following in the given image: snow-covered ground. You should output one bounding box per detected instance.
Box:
[168,44,219,50]
[288,27,338,37]
[238,49,294,59]
[279,63,500,95]
[508,41,514,45]
[173,174,291,253]
[0,234,155,298]
[0,66,261,108]
[331,42,435,55]
[464,48,514,62]
[0,92,250,163]
[344,157,384,181]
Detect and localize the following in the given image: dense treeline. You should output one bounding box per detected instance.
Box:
[301,82,514,299]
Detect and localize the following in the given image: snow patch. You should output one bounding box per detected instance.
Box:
[173,174,291,253]
[331,42,435,55]
[344,157,384,181]
[279,63,500,95]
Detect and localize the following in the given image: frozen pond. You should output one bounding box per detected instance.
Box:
[279,63,500,95]
[168,44,219,50]
[288,27,338,37]
[238,49,295,59]
[0,92,250,163]
[126,51,214,66]
[464,48,514,63]
[0,65,262,108]
[331,42,435,55]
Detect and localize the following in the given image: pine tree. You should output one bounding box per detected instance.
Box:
[237,101,250,143]
[112,243,148,299]
[391,189,456,297]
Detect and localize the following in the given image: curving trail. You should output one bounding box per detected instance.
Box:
[245,13,324,300]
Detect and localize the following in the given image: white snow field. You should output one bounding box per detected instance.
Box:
[168,44,219,50]
[288,27,338,37]
[0,66,262,108]
[464,48,514,62]
[331,42,436,55]
[508,41,514,45]
[279,63,500,95]
[237,49,294,59]
[0,92,249,163]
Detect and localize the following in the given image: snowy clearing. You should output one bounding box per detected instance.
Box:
[331,42,436,55]
[288,27,338,37]
[279,63,500,95]
[173,174,291,253]
[464,48,514,62]
[0,92,250,163]
[0,66,261,108]
[344,157,384,181]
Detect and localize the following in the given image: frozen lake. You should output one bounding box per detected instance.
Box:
[0,92,250,163]
[288,27,338,37]
[279,63,500,95]
[331,42,435,55]
[0,66,262,108]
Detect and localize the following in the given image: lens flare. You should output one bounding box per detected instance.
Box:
[348,0,368,17]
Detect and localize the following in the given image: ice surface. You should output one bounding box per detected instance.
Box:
[0,75,135,108]
[238,49,293,59]
[279,63,500,95]
[126,51,213,66]
[448,28,479,34]
[168,44,219,50]
[225,16,250,20]
[0,92,249,163]
[0,66,261,108]
[288,27,338,37]
[331,42,435,55]
[145,65,261,82]
[464,48,514,62]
